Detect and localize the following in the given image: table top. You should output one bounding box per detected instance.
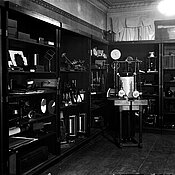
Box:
[107,98,148,106]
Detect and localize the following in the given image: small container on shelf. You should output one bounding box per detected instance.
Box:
[147,51,157,73]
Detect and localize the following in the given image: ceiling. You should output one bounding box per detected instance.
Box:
[98,0,159,9]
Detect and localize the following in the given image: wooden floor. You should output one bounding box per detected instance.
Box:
[40,131,175,175]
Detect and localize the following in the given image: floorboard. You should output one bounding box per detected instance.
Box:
[40,131,175,175]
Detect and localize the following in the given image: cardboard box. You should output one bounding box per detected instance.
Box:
[8,19,17,28]
[8,27,17,37]
[18,31,30,40]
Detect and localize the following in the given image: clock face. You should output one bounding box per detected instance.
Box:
[110,49,121,60]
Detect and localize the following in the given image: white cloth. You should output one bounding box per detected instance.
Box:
[112,16,155,41]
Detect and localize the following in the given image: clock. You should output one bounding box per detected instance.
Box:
[110,49,121,60]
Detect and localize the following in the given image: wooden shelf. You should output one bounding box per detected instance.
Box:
[163,112,175,115]
[141,84,158,87]
[163,96,175,100]
[9,37,55,48]
[8,70,56,74]
[60,102,87,110]
[60,70,88,73]
[20,114,55,126]
[8,89,56,98]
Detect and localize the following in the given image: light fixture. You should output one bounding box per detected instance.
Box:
[158,0,175,16]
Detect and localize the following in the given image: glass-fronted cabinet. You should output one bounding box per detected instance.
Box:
[59,26,91,153]
[1,2,60,174]
[162,42,175,130]
[90,37,109,129]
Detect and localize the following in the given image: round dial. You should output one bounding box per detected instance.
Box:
[111,49,121,60]
[133,90,140,98]
[118,89,125,98]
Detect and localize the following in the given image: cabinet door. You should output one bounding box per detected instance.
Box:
[91,39,108,93]
[59,28,90,152]
[4,2,59,174]
[162,42,175,129]
[90,38,108,129]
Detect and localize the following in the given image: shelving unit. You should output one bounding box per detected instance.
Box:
[58,27,91,153]
[161,42,175,129]
[141,71,159,128]
[90,37,109,129]
[1,2,60,174]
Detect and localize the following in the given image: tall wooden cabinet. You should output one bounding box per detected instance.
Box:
[0,2,7,175]
[59,27,91,153]
[161,41,175,130]
[90,37,109,129]
[1,2,60,175]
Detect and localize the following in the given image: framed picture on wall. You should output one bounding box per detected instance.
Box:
[155,19,175,40]
[8,50,28,67]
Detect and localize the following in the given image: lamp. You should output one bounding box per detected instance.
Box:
[158,0,175,16]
